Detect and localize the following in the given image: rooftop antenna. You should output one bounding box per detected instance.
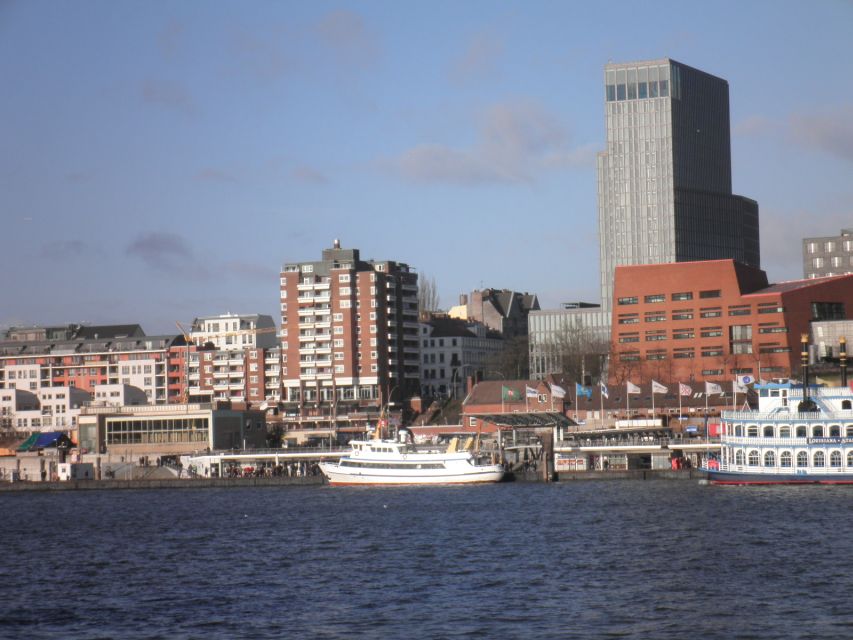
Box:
[333,238,340,249]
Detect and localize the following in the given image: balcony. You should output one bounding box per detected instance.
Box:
[299,333,316,342]
[298,308,316,317]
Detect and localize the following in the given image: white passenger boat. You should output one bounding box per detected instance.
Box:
[319,434,505,486]
[707,336,853,485]
[708,382,853,485]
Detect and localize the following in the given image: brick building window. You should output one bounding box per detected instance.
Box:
[671,292,693,301]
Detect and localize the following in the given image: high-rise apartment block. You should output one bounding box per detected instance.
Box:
[597,58,760,310]
[279,241,420,415]
[803,229,853,279]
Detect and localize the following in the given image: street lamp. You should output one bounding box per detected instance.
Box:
[450,364,473,399]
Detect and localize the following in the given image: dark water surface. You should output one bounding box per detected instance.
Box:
[2,481,852,639]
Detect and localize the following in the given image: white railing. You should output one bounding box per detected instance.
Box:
[724,411,853,421]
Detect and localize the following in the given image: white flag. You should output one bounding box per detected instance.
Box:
[733,380,748,394]
[736,374,754,385]
[600,381,609,399]
[627,381,641,394]
[705,381,723,395]
[651,380,668,394]
[525,385,539,398]
[679,383,693,397]
[550,383,567,399]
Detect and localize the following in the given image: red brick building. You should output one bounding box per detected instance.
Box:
[610,260,853,385]
[460,380,569,433]
[279,241,420,420]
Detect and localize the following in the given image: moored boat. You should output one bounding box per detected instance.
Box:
[707,335,853,485]
[319,433,505,486]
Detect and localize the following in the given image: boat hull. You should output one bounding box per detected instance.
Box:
[319,463,504,486]
[708,469,853,485]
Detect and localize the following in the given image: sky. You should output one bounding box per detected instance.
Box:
[2,0,853,335]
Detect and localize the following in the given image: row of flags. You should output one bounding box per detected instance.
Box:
[502,374,759,403]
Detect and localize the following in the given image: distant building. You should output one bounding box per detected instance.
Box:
[78,403,267,456]
[279,241,420,425]
[528,304,611,380]
[809,320,853,362]
[189,313,277,351]
[449,289,539,340]
[3,324,144,342]
[460,380,571,433]
[185,313,279,406]
[0,385,90,432]
[0,330,189,404]
[418,315,504,399]
[609,259,853,384]
[803,229,853,279]
[598,58,760,311]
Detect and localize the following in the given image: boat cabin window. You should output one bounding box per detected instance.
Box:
[763,426,774,438]
[842,400,852,410]
[830,451,842,467]
[779,426,791,438]
[735,450,745,465]
[780,451,792,467]
[847,427,853,437]
[748,450,759,466]
[747,426,759,437]
[812,426,824,437]
[813,451,825,467]
[735,425,743,437]
[848,452,853,467]
[763,451,775,467]
[796,452,808,467]
[796,426,807,437]
[829,425,841,437]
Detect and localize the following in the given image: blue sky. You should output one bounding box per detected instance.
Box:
[3,0,852,334]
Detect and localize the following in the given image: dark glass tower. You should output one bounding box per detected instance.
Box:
[597,58,760,310]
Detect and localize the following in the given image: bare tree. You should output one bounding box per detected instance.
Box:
[484,335,530,380]
[417,273,440,315]
[551,323,609,385]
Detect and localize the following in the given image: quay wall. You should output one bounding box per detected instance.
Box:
[555,469,708,482]
[0,476,325,493]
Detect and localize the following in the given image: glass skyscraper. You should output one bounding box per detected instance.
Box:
[597,58,760,311]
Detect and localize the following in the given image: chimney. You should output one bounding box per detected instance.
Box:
[459,294,468,306]
[798,333,817,413]
[840,336,848,387]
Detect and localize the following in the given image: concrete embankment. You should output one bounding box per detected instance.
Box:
[0,476,325,492]
[555,469,708,482]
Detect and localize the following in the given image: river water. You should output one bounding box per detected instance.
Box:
[1,481,851,639]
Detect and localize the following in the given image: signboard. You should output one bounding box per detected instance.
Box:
[555,454,587,472]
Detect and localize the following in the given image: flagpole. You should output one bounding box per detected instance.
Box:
[652,386,655,419]
[732,381,736,414]
[599,382,604,426]
[678,384,682,421]
[626,382,630,416]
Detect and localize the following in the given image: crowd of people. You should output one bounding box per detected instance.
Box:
[222,461,322,478]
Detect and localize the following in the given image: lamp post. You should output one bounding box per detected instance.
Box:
[450,365,473,400]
